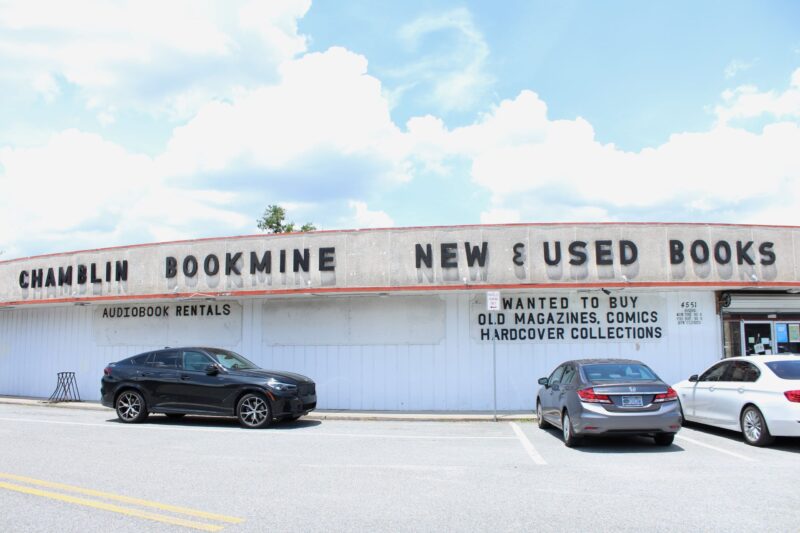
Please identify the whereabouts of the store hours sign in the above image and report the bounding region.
[471,293,666,343]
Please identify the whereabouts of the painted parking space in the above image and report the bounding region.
[510,415,800,472]
[1,404,800,532]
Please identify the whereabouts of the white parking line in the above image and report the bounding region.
[509,422,547,465]
[675,434,755,462]
[0,416,514,440]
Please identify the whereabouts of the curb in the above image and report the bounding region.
[0,397,535,422]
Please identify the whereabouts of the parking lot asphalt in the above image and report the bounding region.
[0,402,798,532]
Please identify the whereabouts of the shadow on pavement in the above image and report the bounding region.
[682,420,800,453]
[539,426,685,453]
[106,414,322,430]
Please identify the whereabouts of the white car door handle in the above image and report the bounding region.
[709,386,716,392]
[738,388,745,393]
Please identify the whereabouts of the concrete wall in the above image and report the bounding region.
[2,223,798,306]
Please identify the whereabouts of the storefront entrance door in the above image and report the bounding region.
[742,322,774,355]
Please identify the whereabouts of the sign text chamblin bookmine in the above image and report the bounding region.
[15,237,777,291]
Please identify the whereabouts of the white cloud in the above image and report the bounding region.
[0,0,310,119]
[31,72,60,102]
[346,201,394,228]
[401,82,800,226]
[392,8,492,112]
[0,129,255,256]
[159,47,410,184]
[715,67,800,124]
[0,130,155,252]
[724,59,756,79]
[3,18,800,261]
[480,209,520,224]
[0,46,409,257]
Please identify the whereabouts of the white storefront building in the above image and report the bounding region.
[2,223,799,411]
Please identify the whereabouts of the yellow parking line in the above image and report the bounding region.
[0,481,224,532]
[0,472,243,524]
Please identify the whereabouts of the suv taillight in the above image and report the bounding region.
[103,367,112,376]
[653,387,678,403]
[577,388,612,404]
[784,390,800,403]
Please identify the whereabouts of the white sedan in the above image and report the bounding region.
[673,355,800,446]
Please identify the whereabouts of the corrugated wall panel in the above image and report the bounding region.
[0,290,722,410]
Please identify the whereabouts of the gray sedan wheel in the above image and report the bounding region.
[536,401,550,429]
[741,406,774,447]
[115,390,148,423]
[562,411,580,447]
[237,393,272,429]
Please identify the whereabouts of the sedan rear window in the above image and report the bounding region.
[582,363,657,381]
[765,360,800,380]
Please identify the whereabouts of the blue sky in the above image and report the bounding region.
[1,0,799,259]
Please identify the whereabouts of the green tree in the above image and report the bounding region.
[257,205,316,233]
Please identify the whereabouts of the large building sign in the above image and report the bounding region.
[2,223,799,305]
[470,292,666,343]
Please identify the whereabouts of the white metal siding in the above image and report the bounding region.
[0,290,721,410]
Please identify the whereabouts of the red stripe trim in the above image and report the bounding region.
[2,280,800,308]
[2,221,798,265]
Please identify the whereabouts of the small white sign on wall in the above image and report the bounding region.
[486,291,501,311]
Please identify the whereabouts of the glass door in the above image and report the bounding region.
[741,322,774,355]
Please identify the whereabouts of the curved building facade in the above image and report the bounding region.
[2,222,800,410]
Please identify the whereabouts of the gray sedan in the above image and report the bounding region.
[536,359,682,446]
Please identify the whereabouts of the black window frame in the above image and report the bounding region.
[699,361,732,382]
[548,365,566,386]
[123,353,151,366]
[182,350,214,372]
[147,350,182,369]
[561,365,577,385]
[728,361,761,382]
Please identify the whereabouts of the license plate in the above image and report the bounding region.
[621,395,643,407]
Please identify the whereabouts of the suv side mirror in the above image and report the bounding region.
[688,374,699,382]
[537,377,549,386]
[205,364,220,376]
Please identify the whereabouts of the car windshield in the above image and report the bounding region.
[765,360,800,380]
[582,363,658,382]
[206,349,257,370]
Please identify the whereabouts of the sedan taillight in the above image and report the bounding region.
[103,366,112,376]
[653,387,678,403]
[784,390,800,403]
[577,388,612,404]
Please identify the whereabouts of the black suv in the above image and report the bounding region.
[101,347,316,428]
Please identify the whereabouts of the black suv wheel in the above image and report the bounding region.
[237,393,272,429]
[116,390,148,423]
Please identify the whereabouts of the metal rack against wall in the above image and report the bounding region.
[46,372,81,403]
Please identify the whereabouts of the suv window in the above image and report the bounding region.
[548,365,566,385]
[122,354,148,366]
[728,361,760,382]
[699,362,731,382]
[149,350,181,369]
[183,350,212,372]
